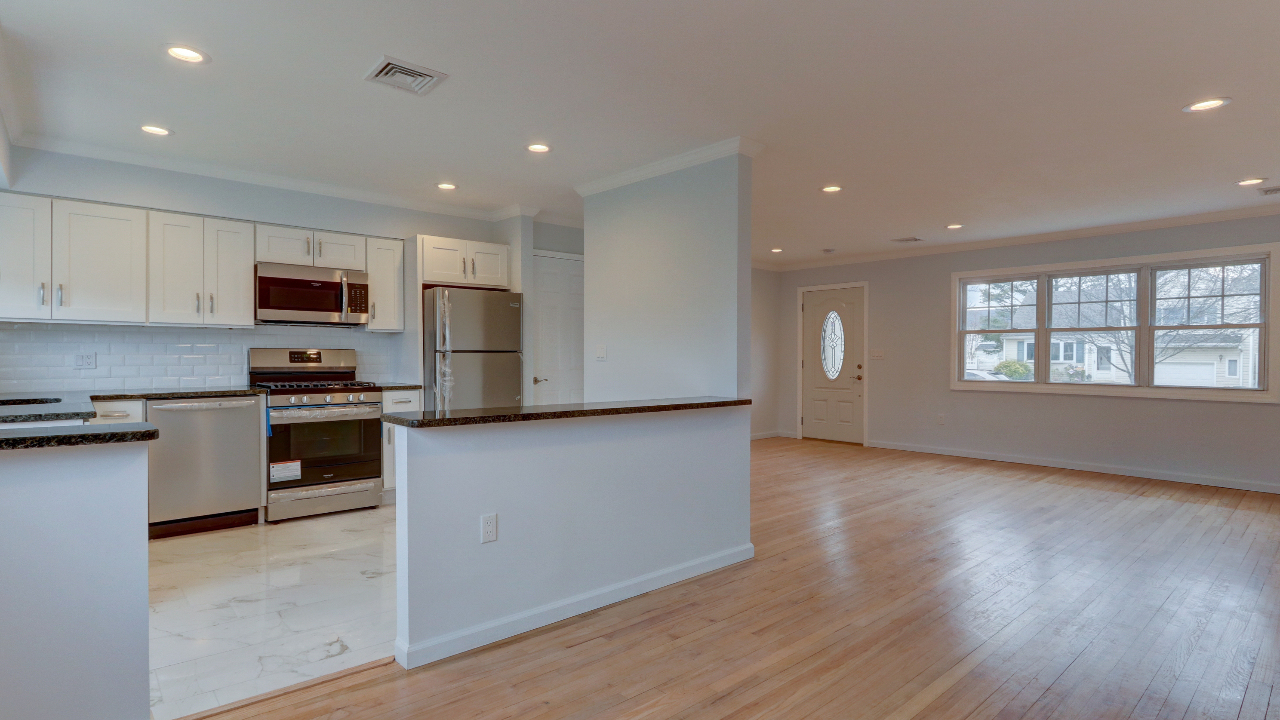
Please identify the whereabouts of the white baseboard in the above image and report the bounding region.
[865,440,1280,495]
[381,488,396,505]
[395,542,755,669]
[751,431,780,440]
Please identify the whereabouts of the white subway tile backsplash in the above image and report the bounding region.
[0,322,402,393]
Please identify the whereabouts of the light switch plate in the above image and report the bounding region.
[595,345,607,361]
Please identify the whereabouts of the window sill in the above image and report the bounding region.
[950,379,1278,403]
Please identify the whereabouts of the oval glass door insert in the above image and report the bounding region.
[821,310,845,380]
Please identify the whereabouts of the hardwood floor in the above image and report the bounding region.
[194,438,1280,720]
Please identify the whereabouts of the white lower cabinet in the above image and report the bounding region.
[52,200,148,323]
[88,400,145,425]
[381,390,422,494]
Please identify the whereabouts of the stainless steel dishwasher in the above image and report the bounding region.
[146,396,264,524]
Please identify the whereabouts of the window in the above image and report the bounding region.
[820,311,844,380]
[953,245,1275,401]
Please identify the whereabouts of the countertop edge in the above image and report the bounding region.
[0,410,98,424]
[383,398,752,429]
[0,422,159,451]
[89,388,267,401]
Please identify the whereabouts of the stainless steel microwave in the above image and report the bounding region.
[255,263,370,326]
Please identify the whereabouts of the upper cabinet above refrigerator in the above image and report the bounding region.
[420,235,509,288]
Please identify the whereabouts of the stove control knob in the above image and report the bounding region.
[289,396,298,405]
[325,395,333,403]
[347,394,355,402]
[359,393,366,402]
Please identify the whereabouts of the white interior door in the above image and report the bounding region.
[204,218,256,327]
[529,254,584,404]
[0,193,52,320]
[52,200,148,323]
[802,286,865,443]
[148,212,205,325]
[313,232,366,271]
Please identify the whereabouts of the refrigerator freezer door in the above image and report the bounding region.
[436,287,522,351]
[437,352,523,410]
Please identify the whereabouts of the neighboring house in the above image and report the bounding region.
[968,332,1255,387]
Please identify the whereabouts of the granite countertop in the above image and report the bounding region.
[383,396,751,429]
[0,422,158,451]
[90,387,266,401]
[377,383,424,391]
[0,391,97,424]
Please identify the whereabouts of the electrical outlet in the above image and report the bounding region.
[595,345,607,361]
[74,353,97,369]
[481,513,498,543]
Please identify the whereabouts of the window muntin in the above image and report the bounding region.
[961,278,1037,381]
[957,256,1267,394]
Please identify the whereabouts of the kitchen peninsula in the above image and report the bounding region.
[383,396,752,668]
[0,402,158,720]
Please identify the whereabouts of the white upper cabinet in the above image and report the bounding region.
[203,219,255,327]
[314,231,366,271]
[0,193,52,321]
[366,238,404,332]
[148,212,206,325]
[52,200,147,323]
[469,242,509,287]
[421,235,469,284]
[419,235,509,288]
[255,224,314,265]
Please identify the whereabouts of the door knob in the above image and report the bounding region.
[533,377,549,384]
[855,375,863,380]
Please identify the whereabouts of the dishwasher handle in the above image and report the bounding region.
[150,399,257,412]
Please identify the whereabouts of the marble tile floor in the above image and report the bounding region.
[148,505,396,720]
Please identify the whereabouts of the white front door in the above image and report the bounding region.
[802,286,865,443]
[529,254,584,404]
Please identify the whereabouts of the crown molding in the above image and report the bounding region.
[491,204,541,222]
[13,136,508,221]
[755,202,1280,273]
[575,136,764,197]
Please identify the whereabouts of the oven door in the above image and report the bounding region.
[257,262,346,324]
[267,404,382,489]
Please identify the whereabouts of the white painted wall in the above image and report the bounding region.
[751,268,780,438]
[0,441,150,720]
[769,213,1280,492]
[532,221,585,255]
[394,406,753,668]
[583,154,751,402]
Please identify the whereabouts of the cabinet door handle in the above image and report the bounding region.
[196,293,202,313]
[39,282,46,306]
[472,258,476,277]
[371,301,377,320]
[461,257,467,277]
[99,411,130,418]
[318,240,323,257]
[209,294,215,314]
[57,284,64,307]
[392,398,412,404]
[305,238,311,255]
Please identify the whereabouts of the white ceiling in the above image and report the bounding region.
[2,0,1279,267]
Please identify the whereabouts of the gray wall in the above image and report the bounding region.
[763,213,1280,492]
[533,221,584,254]
[583,154,751,402]
[8,146,493,242]
[751,268,780,438]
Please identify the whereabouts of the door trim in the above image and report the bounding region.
[796,282,869,442]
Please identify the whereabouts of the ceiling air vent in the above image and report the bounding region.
[890,237,925,243]
[1258,186,1280,197]
[364,55,447,96]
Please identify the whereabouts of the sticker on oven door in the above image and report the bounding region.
[270,461,302,481]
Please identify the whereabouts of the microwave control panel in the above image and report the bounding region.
[347,284,369,314]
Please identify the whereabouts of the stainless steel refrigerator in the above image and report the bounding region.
[425,287,523,411]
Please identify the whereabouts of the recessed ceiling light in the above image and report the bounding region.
[822,186,841,193]
[1182,97,1231,112]
[527,144,550,153]
[946,224,963,229]
[437,183,456,190]
[1237,178,1267,186]
[771,248,782,253]
[166,46,208,64]
[141,125,171,136]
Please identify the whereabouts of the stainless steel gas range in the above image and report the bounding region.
[249,348,385,521]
